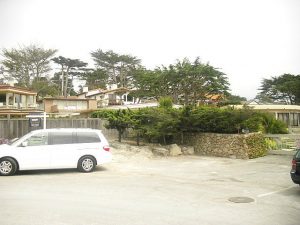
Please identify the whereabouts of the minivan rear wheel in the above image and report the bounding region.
[78,156,96,173]
[0,158,17,176]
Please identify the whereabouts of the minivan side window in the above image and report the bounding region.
[25,133,48,146]
[76,132,101,143]
[49,132,74,145]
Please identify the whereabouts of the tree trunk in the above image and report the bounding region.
[64,68,70,98]
[68,75,74,96]
[184,93,189,105]
[112,67,117,83]
[61,67,64,96]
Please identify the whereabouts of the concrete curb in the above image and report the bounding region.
[268,150,296,156]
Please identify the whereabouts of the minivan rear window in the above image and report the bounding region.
[76,132,100,143]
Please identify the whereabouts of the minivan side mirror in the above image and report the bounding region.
[21,141,28,147]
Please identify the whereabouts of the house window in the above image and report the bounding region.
[108,94,117,105]
[28,96,34,104]
[15,94,21,103]
[7,93,14,105]
[290,113,299,126]
[277,113,289,125]
[127,94,133,101]
[0,94,5,105]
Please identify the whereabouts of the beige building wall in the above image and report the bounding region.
[44,99,54,113]
[88,99,97,110]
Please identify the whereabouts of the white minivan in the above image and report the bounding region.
[0,128,112,176]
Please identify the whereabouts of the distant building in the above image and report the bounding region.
[205,94,224,104]
[77,86,137,108]
[42,97,97,116]
[233,104,300,127]
[0,85,42,117]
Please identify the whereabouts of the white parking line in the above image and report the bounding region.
[257,185,295,198]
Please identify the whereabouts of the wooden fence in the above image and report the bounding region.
[0,118,118,140]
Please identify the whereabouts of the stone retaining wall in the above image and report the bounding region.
[182,132,267,159]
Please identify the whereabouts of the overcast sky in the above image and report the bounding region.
[0,0,299,99]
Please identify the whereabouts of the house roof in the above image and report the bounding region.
[205,94,224,101]
[0,85,37,95]
[85,89,104,97]
[78,87,130,97]
[102,87,129,94]
[43,96,94,102]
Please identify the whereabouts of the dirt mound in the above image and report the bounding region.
[110,141,154,162]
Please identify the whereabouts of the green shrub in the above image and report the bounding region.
[91,106,287,145]
[158,96,173,109]
[260,113,288,134]
[265,138,278,150]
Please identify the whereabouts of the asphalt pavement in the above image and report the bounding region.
[0,151,299,225]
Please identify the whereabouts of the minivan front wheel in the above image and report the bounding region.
[78,156,96,173]
[0,158,17,176]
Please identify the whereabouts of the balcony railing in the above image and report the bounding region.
[0,103,38,109]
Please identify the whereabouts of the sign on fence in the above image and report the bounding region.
[26,112,48,129]
[29,118,41,127]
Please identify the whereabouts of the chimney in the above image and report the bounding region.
[83,86,88,93]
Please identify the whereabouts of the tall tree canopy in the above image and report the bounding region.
[257,74,300,105]
[131,58,229,105]
[1,44,57,87]
[80,68,109,90]
[91,49,141,88]
[52,56,87,97]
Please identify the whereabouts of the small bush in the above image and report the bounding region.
[265,138,278,150]
[158,96,173,109]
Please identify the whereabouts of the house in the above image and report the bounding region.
[42,96,97,116]
[205,94,224,104]
[0,85,42,117]
[233,104,300,127]
[77,85,137,108]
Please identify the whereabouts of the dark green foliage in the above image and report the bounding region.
[92,106,287,145]
[259,113,288,134]
[91,49,141,88]
[93,109,133,142]
[130,58,230,105]
[257,73,300,104]
[80,69,108,90]
[136,107,180,144]
[52,56,87,97]
[2,45,57,87]
[158,97,173,109]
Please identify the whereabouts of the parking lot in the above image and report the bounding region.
[0,146,300,225]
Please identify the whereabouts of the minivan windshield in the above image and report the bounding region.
[296,149,300,159]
